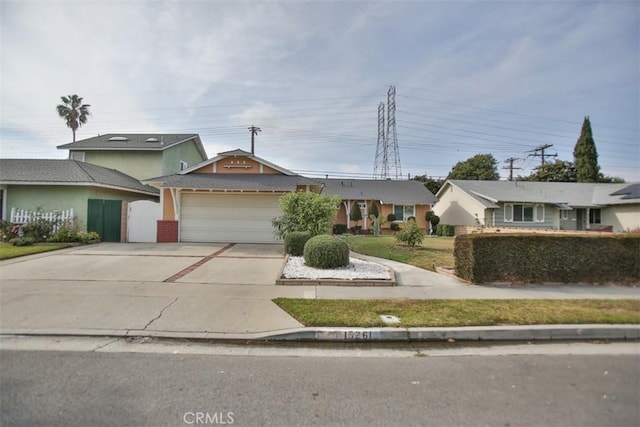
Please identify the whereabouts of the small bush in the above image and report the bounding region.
[395,219,424,247]
[22,219,55,242]
[390,223,401,232]
[285,231,312,256]
[387,213,396,222]
[436,224,455,236]
[9,237,35,246]
[78,231,100,244]
[333,224,347,235]
[303,235,349,269]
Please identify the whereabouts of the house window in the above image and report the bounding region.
[179,160,188,171]
[589,209,601,224]
[70,152,85,162]
[394,204,415,221]
[505,204,544,223]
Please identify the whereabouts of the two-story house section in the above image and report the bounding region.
[57,134,208,180]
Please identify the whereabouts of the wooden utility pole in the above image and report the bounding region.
[502,157,521,181]
[528,144,557,166]
[248,125,261,155]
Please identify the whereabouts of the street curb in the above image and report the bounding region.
[2,325,638,343]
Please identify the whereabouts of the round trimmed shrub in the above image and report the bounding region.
[303,235,349,269]
[284,231,312,256]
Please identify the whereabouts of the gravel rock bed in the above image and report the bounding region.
[282,256,392,280]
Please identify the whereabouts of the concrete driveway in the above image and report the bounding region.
[0,242,287,285]
[0,242,309,336]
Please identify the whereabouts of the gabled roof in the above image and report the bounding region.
[180,149,295,175]
[318,179,436,205]
[0,159,158,195]
[439,180,639,207]
[57,134,207,159]
[144,173,320,192]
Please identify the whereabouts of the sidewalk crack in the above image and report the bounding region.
[93,338,120,352]
[143,297,179,330]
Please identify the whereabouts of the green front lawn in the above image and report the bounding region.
[274,298,640,328]
[0,243,72,260]
[343,235,454,271]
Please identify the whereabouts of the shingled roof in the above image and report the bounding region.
[57,133,207,158]
[0,159,158,195]
[144,173,320,192]
[441,180,639,207]
[317,179,436,204]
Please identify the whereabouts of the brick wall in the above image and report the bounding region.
[454,225,614,236]
[157,220,179,242]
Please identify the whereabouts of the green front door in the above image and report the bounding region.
[87,199,122,242]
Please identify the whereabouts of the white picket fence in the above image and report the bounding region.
[10,208,75,230]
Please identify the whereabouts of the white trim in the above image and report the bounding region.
[178,150,296,176]
[179,160,188,171]
[0,181,158,196]
[0,185,6,221]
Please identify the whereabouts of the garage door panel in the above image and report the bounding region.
[180,193,282,243]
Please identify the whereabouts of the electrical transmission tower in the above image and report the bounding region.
[373,102,387,178]
[373,85,403,179]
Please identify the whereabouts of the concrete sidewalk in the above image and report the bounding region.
[0,243,638,343]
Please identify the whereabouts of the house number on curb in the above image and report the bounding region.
[343,331,373,340]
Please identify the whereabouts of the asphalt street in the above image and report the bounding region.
[1,341,638,427]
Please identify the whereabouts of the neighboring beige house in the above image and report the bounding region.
[58,134,208,180]
[317,179,437,232]
[144,149,322,243]
[434,180,640,233]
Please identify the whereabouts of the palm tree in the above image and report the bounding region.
[56,95,91,142]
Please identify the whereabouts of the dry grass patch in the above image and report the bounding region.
[343,235,454,271]
[273,298,640,328]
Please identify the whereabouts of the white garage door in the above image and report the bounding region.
[180,193,282,243]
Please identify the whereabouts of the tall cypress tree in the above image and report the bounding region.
[573,116,600,182]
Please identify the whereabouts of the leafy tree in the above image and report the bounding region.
[573,116,600,183]
[447,154,499,180]
[425,211,440,235]
[368,202,381,236]
[272,192,340,240]
[597,174,625,183]
[349,201,363,232]
[412,175,445,194]
[56,95,91,142]
[519,160,577,182]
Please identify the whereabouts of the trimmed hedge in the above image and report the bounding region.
[284,231,312,256]
[303,235,349,269]
[333,224,347,235]
[436,224,455,236]
[455,234,640,285]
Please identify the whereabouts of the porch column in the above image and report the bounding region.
[344,201,351,229]
[586,208,590,229]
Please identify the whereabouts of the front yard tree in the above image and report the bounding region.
[272,191,340,240]
[447,153,499,180]
[349,201,363,232]
[573,116,600,183]
[56,95,91,142]
[368,201,381,236]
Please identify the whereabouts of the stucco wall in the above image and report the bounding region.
[5,185,156,230]
[602,204,640,233]
[433,185,487,226]
[161,140,207,176]
[82,151,163,180]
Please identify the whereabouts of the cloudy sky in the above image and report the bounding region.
[1,0,638,181]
